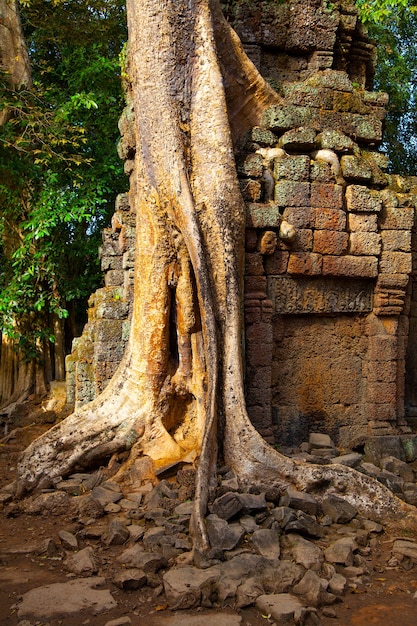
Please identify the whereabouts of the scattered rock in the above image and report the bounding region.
[113,568,147,590]
[279,488,318,516]
[321,494,358,523]
[64,546,97,575]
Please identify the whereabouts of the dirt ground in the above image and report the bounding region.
[1,401,417,626]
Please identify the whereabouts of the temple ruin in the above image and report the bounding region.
[66,0,417,450]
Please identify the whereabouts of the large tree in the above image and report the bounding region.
[16,0,417,553]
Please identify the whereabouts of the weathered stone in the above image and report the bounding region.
[113,568,147,590]
[324,537,357,566]
[278,128,316,151]
[392,540,417,562]
[284,534,323,570]
[328,573,347,595]
[279,488,318,516]
[321,494,358,523]
[330,452,362,468]
[105,519,130,546]
[58,530,78,551]
[17,578,116,620]
[316,129,355,152]
[345,185,382,212]
[91,485,123,507]
[309,433,334,448]
[235,577,265,608]
[274,154,310,180]
[285,512,324,538]
[117,546,167,572]
[205,515,245,551]
[363,436,405,464]
[251,528,281,559]
[163,566,219,609]
[237,492,268,513]
[380,456,414,482]
[255,593,305,624]
[211,492,243,520]
[246,203,281,228]
[293,570,334,607]
[64,546,97,575]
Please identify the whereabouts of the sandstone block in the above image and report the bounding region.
[379,205,414,230]
[264,250,289,274]
[348,232,381,256]
[250,126,277,146]
[238,153,263,177]
[324,537,357,566]
[244,276,267,297]
[381,230,412,252]
[274,154,310,180]
[282,207,316,228]
[346,185,382,212]
[347,213,378,232]
[313,231,348,255]
[316,129,355,152]
[379,251,412,275]
[245,252,264,276]
[322,255,378,277]
[246,203,281,228]
[275,181,310,207]
[292,228,314,251]
[365,403,397,421]
[315,208,346,231]
[287,252,322,275]
[340,155,372,181]
[321,494,358,523]
[311,183,343,209]
[282,84,332,109]
[367,381,397,404]
[262,104,312,131]
[205,515,245,551]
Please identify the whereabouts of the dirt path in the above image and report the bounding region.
[1,403,417,626]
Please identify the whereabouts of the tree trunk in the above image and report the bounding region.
[15,0,417,548]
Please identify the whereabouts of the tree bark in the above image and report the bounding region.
[15,0,417,548]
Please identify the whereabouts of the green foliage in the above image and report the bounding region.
[0,0,127,357]
[359,1,417,174]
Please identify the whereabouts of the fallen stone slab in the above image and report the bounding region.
[392,539,417,562]
[64,546,97,575]
[321,494,358,524]
[256,593,305,624]
[17,577,116,620]
[279,488,318,516]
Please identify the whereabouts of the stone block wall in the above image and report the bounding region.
[239,69,416,447]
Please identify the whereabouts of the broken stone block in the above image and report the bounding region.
[380,456,415,482]
[117,546,167,572]
[235,577,264,608]
[251,528,281,560]
[256,593,305,624]
[392,540,417,562]
[285,512,323,538]
[206,514,245,551]
[113,568,147,590]
[105,519,130,546]
[321,494,358,524]
[324,537,357,566]
[279,488,318,516]
[91,485,124,507]
[163,566,219,609]
[328,573,347,596]
[284,534,323,570]
[64,546,97,575]
[293,570,334,607]
[211,492,242,520]
[330,453,362,468]
[58,530,78,551]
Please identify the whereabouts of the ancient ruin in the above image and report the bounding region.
[66,0,417,453]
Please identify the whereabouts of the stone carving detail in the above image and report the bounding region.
[267,277,373,314]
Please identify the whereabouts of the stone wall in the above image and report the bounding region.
[238,69,416,447]
[66,0,417,449]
